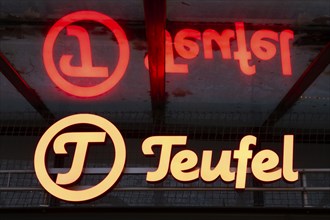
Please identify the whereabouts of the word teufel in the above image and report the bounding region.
[143,135,298,189]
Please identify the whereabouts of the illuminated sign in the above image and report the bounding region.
[34,114,299,202]
[142,134,298,188]
[43,11,129,98]
[34,114,126,202]
[145,22,293,75]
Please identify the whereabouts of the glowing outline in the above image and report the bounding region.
[43,11,129,97]
[34,114,126,202]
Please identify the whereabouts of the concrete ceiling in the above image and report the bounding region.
[0,0,329,128]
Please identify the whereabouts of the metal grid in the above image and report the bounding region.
[1,111,329,138]
[0,169,329,208]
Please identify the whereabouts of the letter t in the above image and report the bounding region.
[142,136,187,182]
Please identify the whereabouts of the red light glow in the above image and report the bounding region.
[59,25,109,78]
[44,13,293,99]
[43,11,129,98]
[203,29,235,59]
[233,22,256,75]
[144,30,188,73]
[174,29,201,59]
[144,22,294,76]
[280,30,294,76]
[250,30,278,61]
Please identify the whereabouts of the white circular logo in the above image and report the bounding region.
[34,114,126,202]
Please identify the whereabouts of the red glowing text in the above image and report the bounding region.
[145,22,294,76]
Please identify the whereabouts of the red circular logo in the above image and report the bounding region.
[43,11,129,97]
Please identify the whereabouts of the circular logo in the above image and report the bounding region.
[43,11,129,97]
[34,114,126,202]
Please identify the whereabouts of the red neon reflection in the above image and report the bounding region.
[144,30,188,73]
[174,29,201,59]
[251,30,278,60]
[145,22,293,76]
[203,29,235,59]
[166,30,189,73]
[59,25,109,78]
[280,30,294,76]
[43,11,129,98]
[233,22,256,75]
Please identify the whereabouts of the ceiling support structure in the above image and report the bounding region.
[143,0,166,122]
[253,43,330,206]
[257,42,330,206]
[263,42,330,127]
[0,52,54,121]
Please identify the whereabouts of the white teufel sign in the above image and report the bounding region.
[34,114,299,202]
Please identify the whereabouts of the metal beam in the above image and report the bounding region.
[0,52,54,121]
[263,42,330,127]
[143,0,166,111]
